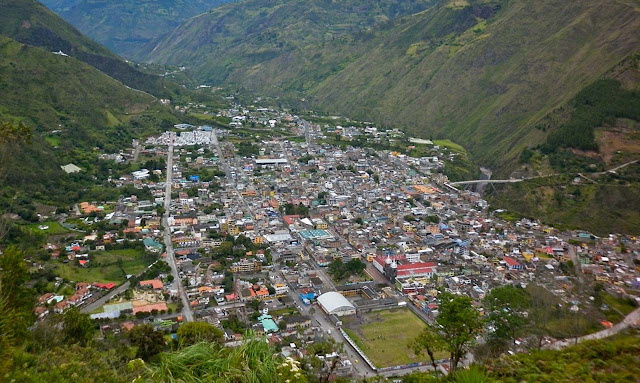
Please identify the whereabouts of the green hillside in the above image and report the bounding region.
[40,0,238,56]
[486,57,640,235]
[0,35,155,134]
[0,0,193,99]
[142,0,640,171]
[138,0,439,80]
[0,35,177,205]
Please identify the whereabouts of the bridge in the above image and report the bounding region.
[450,178,526,186]
[449,160,638,187]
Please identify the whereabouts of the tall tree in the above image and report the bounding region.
[410,328,444,371]
[484,286,530,343]
[129,324,166,360]
[437,293,483,372]
[0,246,33,338]
[62,308,95,346]
[177,321,224,347]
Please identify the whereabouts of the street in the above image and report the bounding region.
[163,132,194,322]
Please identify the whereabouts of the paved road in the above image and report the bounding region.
[545,306,640,350]
[81,281,131,313]
[163,133,194,322]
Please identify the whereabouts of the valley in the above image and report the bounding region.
[1,0,640,382]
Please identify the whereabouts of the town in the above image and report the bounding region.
[29,101,640,379]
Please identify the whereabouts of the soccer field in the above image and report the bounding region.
[343,308,447,368]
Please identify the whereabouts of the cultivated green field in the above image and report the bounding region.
[343,308,447,368]
[52,248,154,283]
[24,221,70,235]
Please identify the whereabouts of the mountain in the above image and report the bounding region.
[39,0,238,57]
[137,0,439,80]
[485,55,640,235]
[0,0,192,99]
[0,35,157,138]
[142,0,640,171]
[0,34,176,203]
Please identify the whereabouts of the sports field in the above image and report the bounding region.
[343,308,447,368]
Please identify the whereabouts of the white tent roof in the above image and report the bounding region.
[317,292,355,313]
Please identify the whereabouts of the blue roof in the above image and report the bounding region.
[258,314,279,332]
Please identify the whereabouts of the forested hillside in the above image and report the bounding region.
[486,55,640,235]
[0,35,179,210]
[137,0,439,78]
[143,0,640,171]
[0,0,194,99]
[40,0,238,56]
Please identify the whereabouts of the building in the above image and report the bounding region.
[502,256,523,270]
[283,315,312,331]
[373,255,437,281]
[230,258,262,273]
[317,292,356,317]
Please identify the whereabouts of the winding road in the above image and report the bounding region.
[545,306,640,350]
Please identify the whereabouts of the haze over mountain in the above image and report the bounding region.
[142,0,640,170]
[39,0,239,56]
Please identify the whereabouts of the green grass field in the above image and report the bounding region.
[343,309,447,368]
[24,221,70,235]
[433,139,466,154]
[52,248,153,283]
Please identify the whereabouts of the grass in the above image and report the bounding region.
[52,248,154,283]
[270,307,299,317]
[343,308,446,368]
[24,220,70,235]
[494,210,522,222]
[598,291,637,323]
[44,135,61,147]
[433,139,466,155]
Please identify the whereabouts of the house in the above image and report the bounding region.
[283,315,312,331]
[139,279,164,290]
[230,258,262,273]
[503,256,523,270]
[143,237,163,253]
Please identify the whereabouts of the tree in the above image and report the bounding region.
[249,299,262,312]
[177,321,224,347]
[410,328,445,371]
[527,284,555,349]
[437,293,483,372]
[0,247,33,339]
[484,286,530,344]
[129,324,166,360]
[62,308,95,346]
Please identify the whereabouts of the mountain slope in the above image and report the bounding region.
[0,0,188,99]
[0,34,174,204]
[40,0,238,56]
[143,0,640,171]
[139,0,439,81]
[0,35,155,135]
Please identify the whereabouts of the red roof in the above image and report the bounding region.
[373,255,405,266]
[503,256,521,267]
[396,261,436,270]
[93,282,116,290]
[283,215,300,225]
[132,302,168,314]
[140,279,164,289]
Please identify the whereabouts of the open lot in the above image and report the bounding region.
[52,248,154,284]
[24,221,70,236]
[343,308,447,368]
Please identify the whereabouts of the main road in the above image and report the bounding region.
[163,132,194,322]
